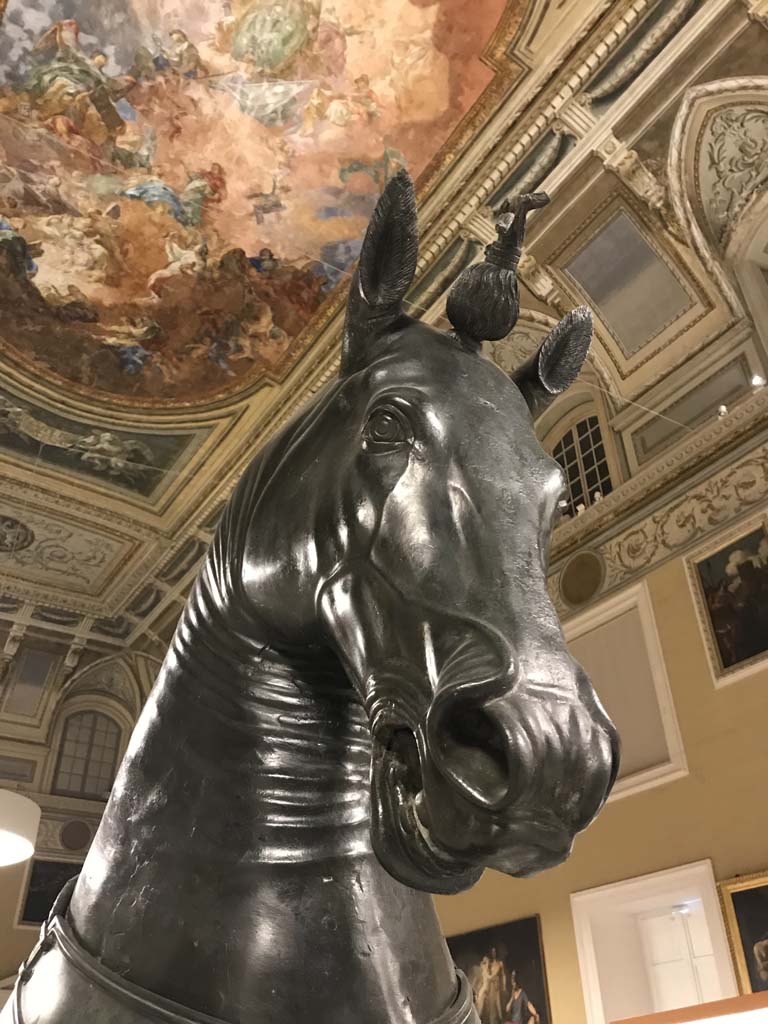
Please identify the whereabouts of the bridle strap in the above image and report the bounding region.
[10,875,228,1024]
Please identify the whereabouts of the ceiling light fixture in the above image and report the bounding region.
[752,373,766,388]
[0,790,40,867]
[717,405,728,418]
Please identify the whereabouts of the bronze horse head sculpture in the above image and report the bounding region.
[6,173,618,1024]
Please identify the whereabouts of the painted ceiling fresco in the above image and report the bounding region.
[0,0,508,403]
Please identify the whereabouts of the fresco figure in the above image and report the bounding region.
[147,235,208,299]
[0,0,508,402]
[31,19,82,60]
[231,0,315,72]
[164,30,208,78]
[505,972,539,1024]
[475,949,506,1024]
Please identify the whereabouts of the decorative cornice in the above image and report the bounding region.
[742,0,768,26]
[595,135,687,243]
[552,441,768,617]
[551,387,768,561]
[585,0,698,103]
[415,0,667,274]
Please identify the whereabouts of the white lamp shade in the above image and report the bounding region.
[0,790,40,867]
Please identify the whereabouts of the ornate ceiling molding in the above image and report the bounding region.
[667,76,768,315]
[551,438,768,617]
[550,385,768,562]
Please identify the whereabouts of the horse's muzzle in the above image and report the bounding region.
[421,676,619,875]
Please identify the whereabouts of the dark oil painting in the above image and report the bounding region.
[696,525,768,672]
[732,882,768,993]
[20,859,81,925]
[722,873,768,994]
[447,916,551,1024]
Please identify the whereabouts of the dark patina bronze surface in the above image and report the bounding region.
[5,172,618,1024]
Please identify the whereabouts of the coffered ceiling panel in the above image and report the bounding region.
[565,211,693,358]
[0,500,134,596]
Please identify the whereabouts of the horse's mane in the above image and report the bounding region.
[195,379,346,640]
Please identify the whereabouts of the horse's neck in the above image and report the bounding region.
[68,599,458,1024]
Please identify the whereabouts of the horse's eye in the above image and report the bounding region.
[363,407,412,450]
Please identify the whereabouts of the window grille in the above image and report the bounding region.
[52,712,120,800]
[553,416,613,517]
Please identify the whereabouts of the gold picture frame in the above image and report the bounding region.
[719,871,768,994]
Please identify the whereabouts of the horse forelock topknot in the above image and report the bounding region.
[445,192,550,349]
[446,258,519,348]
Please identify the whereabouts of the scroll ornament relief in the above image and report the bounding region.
[551,450,768,613]
[0,515,34,552]
[66,660,141,716]
[2,511,122,587]
[703,105,768,245]
[602,454,768,584]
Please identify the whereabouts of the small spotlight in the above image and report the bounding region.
[717,404,728,418]
[752,373,766,388]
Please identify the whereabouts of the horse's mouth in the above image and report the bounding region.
[370,720,578,892]
[370,722,482,894]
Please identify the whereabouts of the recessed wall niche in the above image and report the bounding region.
[571,861,738,1024]
[564,582,687,799]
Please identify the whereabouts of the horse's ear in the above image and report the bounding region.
[340,169,419,376]
[510,307,592,419]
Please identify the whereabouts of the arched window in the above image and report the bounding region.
[52,712,120,800]
[553,415,613,517]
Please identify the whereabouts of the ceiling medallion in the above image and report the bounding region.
[0,516,35,553]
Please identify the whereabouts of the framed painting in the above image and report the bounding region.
[687,519,768,686]
[446,916,551,1024]
[719,871,768,994]
[18,859,82,927]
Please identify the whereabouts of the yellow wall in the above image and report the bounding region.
[436,555,768,1023]
[0,860,37,980]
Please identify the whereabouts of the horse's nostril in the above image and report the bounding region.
[434,701,511,808]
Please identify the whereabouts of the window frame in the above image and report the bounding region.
[51,710,121,801]
[552,414,614,517]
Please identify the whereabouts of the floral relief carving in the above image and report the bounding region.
[1,510,123,587]
[68,661,140,715]
[90,673,136,712]
[488,327,545,374]
[0,516,34,553]
[36,819,64,852]
[702,105,768,244]
[601,455,768,587]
